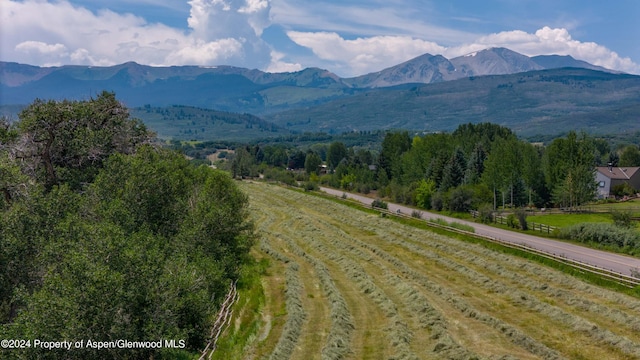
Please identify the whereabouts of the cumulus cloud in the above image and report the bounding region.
[1,0,272,68]
[287,27,640,76]
[15,41,67,55]
[287,31,446,76]
[166,38,244,64]
[265,50,302,73]
[13,41,69,66]
[443,27,640,74]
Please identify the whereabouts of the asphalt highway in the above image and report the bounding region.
[320,187,640,277]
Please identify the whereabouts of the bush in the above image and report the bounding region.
[506,213,518,228]
[477,204,494,224]
[411,210,422,219]
[263,168,295,185]
[357,183,371,194]
[431,192,444,211]
[303,182,318,192]
[515,209,528,230]
[447,187,473,213]
[611,209,634,228]
[557,223,640,249]
[414,179,435,209]
[371,198,388,210]
[612,183,636,197]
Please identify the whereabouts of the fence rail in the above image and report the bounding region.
[200,280,239,359]
[469,210,557,234]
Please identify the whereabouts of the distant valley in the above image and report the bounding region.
[2,47,639,139]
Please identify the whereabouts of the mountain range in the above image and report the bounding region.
[1,47,638,138]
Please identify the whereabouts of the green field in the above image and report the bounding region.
[215,182,640,359]
[527,201,640,230]
[588,199,640,214]
[527,212,613,228]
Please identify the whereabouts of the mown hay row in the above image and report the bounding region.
[250,193,349,359]
[260,238,292,264]
[293,227,420,360]
[298,217,482,359]
[372,225,640,359]
[373,220,640,357]
[387,271,481,360]
[336,228,563,360]
[437,239,640,338]
[269,264,307,360]
[270,231,355,360]
[259,238,308,360]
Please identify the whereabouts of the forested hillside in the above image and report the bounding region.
[130,105,290,141]
[0,92,254,359]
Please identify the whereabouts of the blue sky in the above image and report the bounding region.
[2,0,639,77]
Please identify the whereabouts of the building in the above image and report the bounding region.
[595,166,640,198]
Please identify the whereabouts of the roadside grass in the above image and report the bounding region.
[430,217,476,232]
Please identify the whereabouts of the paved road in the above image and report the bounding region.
[321,187,640,277]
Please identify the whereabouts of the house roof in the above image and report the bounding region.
[596,167,640,180]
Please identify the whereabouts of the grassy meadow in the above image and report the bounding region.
[217,182,640,359]
[527,212,613,228]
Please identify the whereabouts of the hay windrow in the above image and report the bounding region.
[239,183,640,360]
[300,214,482,359]
[274,232,355,360]
[362,217,640,357]
[340,210,640,342]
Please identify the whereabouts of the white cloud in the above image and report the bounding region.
[265,50,302,73]
[287,27,640,76]
[239,0,269,14]
[13,41,69,67]
[445,27,640,74]
[287,31,446,76]
[271,0,476,45]
[15,41,68,56]
[187,0,270,38]
[166,38,244,64]
[1,0,272,68]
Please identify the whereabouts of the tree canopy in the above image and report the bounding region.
[0,94,254,359]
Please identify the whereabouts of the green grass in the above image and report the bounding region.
[527,213,613,228]
[209,256,269,359]
[430,217,476,233]
[586,199,640,215]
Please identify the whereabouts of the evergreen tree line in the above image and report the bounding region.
[0,93,254,359]
[332,124,605,211]
[332,123,626,211]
